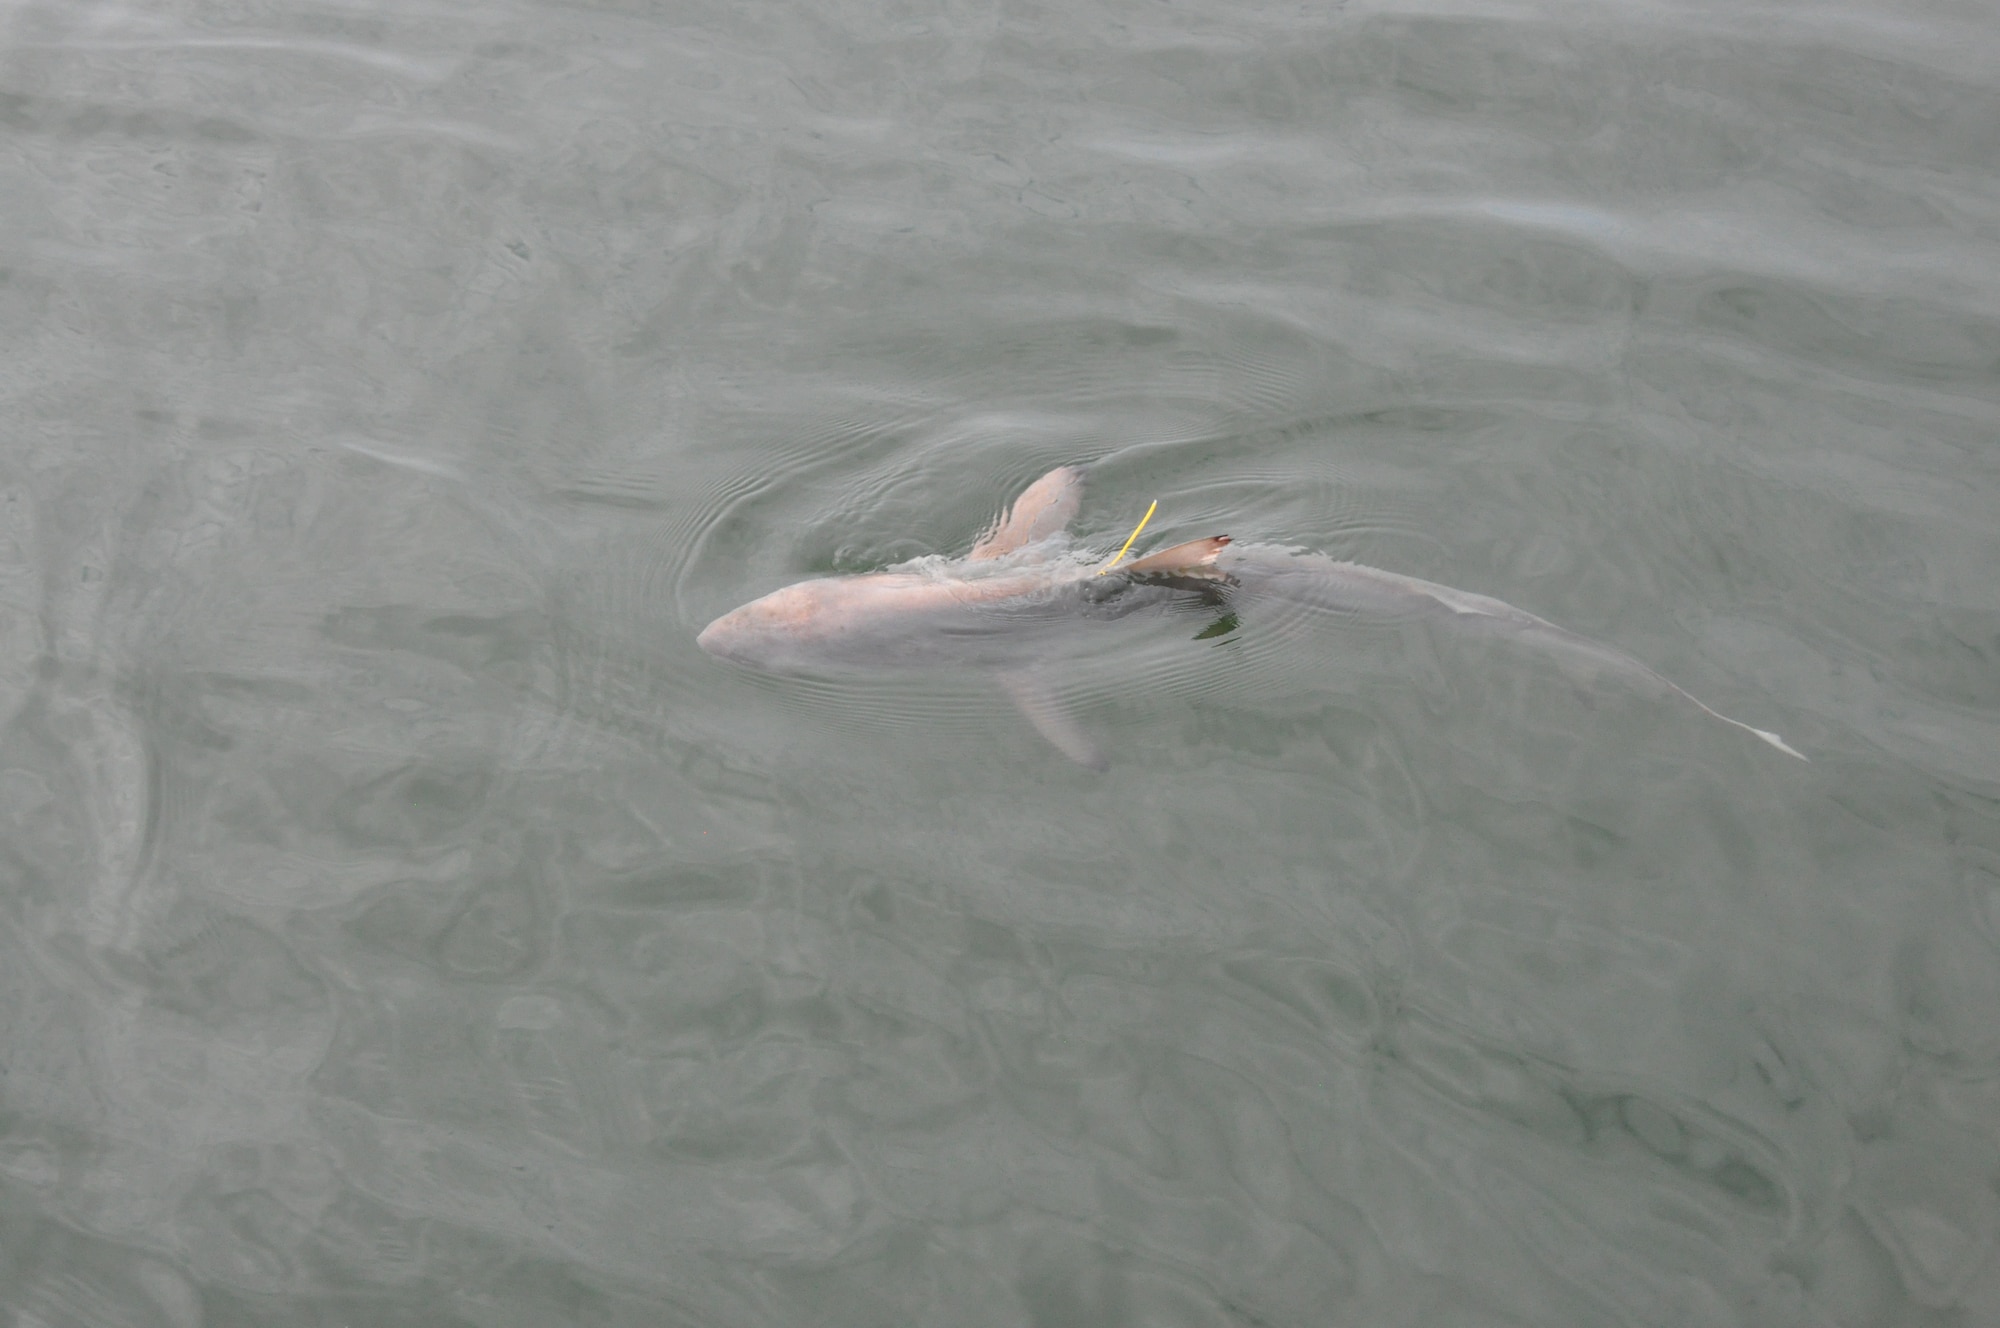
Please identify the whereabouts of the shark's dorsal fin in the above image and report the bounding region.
[1123,535,1232,577]
[969,465,1085,560]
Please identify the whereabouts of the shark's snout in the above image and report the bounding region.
[698,592,819,671]
[696,611,753,664]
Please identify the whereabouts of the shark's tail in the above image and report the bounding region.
[1180,547,1811,762]
[1663,685,1807,760]
[1506,616,1808,761]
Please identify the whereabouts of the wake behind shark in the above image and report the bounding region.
[697,465,1805,767]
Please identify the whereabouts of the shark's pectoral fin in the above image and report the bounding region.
[995,670,1108,770]
[970,465,1085,560]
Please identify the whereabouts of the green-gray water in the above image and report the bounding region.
[4,0,1999,1323]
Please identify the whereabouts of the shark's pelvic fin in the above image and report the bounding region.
[1123,535,1232,577]
[995,670,1108,771]
[969,465,1086,560]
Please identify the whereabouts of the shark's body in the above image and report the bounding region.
[697,466,1804,766]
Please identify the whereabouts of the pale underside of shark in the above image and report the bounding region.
[696,465,1805,768]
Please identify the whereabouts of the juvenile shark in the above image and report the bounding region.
[697,465,1805,767]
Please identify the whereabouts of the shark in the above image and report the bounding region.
[696,464,1805,768]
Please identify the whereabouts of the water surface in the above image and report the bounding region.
[3,0,1999,1323]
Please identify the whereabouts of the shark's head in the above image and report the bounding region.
[698,572,961,672]
[696,580,839,672]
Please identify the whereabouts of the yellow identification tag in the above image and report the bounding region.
[1097,500,1157,575]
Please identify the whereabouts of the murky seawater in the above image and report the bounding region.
[3,0,1998,1322]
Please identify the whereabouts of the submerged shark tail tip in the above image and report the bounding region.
[1750,727,1809,761]
[1710,707,1808,761]
[1674,687,1808,762]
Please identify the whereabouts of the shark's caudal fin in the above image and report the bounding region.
[995,670,1108,771]
[1668,687,1809,760]
[1491,617,1809,761]
[1123,535,1232,577]
[969,465,1086,560]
